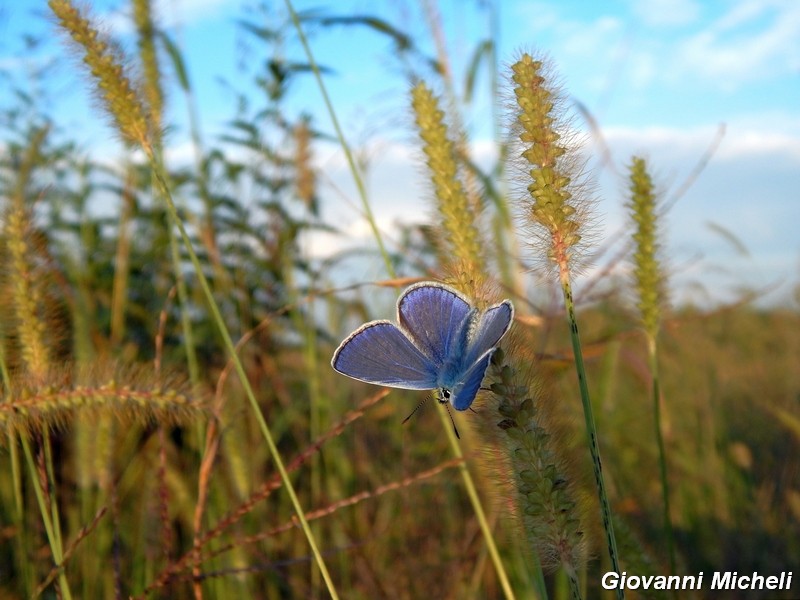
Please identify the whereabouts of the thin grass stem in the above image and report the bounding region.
[627,156,675,575]
[285,1,517,590]
[21,436,73,600]
[649,337,675,573]
[166,211,201,385]
[559,272,623,600]
[42,430,65,565]
[435,402,518,600]
[143,149,340,599]
[0,346,33,596]
[282,0,394,277]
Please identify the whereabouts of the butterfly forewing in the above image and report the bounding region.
[332,321,438,389]
[398,283,472,366]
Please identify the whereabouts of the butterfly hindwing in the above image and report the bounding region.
[451,349,495,411]
[398,283,472,366]
[332,321,438,389]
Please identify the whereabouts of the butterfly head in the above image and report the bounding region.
[435,387,452,405]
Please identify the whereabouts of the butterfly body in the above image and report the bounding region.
[332,283,514,411]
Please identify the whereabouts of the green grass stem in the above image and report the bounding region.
[410,80,519,598]
[166,202,201,386]
[21,435,73,600]
[649,337,675,574]
[627,155,675,575]
[284,0,516,590]
[282,0,394,277]
[1,344,33,596]
[560,272,623,600]
[143,149,341,599]
[511,52,622,592]
[435,401,518,600]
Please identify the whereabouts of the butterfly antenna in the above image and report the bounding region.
[402,395,430,425]
[445,403,460,439]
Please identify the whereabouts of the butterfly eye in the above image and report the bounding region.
[439,388,452,403]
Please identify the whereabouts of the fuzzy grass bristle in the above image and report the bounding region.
[133,0,164,136]
[49,0,152,149]
[412,81,485,279]
[510,53,592,274]
[628,156,665,340]
[0,363,204,440]
[488,347,587,577]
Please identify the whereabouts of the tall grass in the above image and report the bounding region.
[0,1,797,599]
[627,157,674,576]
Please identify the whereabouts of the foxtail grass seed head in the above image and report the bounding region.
[488,347,586,573]
[627,157,664,339]
[412,82,485,277]
[4,205,52,381]
[0,379,198,439]
[49,0,151,150]
[511,53,589,273]
[294,119,317,213]
[133,0,164,137]
[0,359,201,439]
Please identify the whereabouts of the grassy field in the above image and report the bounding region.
[1,2,798,598]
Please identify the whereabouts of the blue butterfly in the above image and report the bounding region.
[331,282,514,412]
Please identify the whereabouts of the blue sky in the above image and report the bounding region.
[2,0,799,306]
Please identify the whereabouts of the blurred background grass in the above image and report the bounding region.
[0,1,798,599]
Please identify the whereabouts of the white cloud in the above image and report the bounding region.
[603,124,722,160]
[304,217,399,259]
[716,129,800,161]
[511,2,625,60]
[102,0,230,36]
[513,0,799,97]
[602,121,800,165]
[671,1,800,88]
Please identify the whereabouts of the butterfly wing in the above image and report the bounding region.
[331,321,438,389]
[465,300,514,367]
[450,349,494,411]
[397,283,472,366]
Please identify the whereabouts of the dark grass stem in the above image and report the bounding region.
[560,273,623,600]
[511,52,622,594]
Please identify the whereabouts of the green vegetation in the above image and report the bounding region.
[0,2,797,599]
